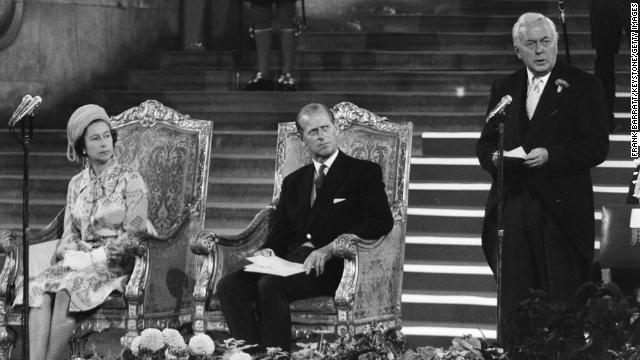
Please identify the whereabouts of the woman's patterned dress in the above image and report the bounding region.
[14,157,148,312]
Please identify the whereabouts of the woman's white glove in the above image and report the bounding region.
[62,248,107,270]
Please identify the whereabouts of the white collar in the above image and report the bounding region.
[526,68,551,88]
[313,150,339,174]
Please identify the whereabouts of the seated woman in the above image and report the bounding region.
[13,104,150,360]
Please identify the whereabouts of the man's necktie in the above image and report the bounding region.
[526,76,543,120]
[314,164,327,191]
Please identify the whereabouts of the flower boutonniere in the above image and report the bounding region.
[555,79,569,93]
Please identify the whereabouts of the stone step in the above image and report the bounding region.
[0,199,604,244]
[93,90,490,114]
[184,111,487,132]
[0,130,278,153]
[125,70,632,92]
[0,152,276,179]
[421,0,588,15]
[404,235,486,263]
[157,50,626,72]
[300,32,594,51]
[406,207,603,234]
[92,90,632,115]
[410,160,634,186]
[0,175,275,204]
[408,184,628,209]
[421,134,633,160]
[1,151,631,188]
[402,321,496,349]
[403,261,495,293]
[0,174,624,225]
[405,230,603,262]
[360,14,591,33]
[402,291,496,325]
[346,0,587,16]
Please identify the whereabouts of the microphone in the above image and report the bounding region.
[9,95,32,127]
[12,96,42,127]
[485,95,512,123]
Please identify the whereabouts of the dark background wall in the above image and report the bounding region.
[0,0,180,127]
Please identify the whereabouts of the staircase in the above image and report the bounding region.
[0,0,632,349]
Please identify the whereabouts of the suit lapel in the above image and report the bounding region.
[525,64,564,145]
[307,151,348,227]
[530,67,562,124]
[510,70,528,145]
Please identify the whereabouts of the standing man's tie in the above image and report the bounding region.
[526,76,544,119]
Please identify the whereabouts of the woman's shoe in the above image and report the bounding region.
[276,73,296,91]
[241,72,273,91]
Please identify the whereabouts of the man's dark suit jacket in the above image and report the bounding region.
[476,61,610,281]
[263,150,394,281]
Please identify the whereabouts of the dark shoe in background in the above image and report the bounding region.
[276,73,296,91]
[242,72,274,91]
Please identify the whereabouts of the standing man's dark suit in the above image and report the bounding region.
[217,104,393,351]
[476,13,609,347]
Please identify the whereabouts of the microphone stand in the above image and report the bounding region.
[485,109,506,345]
[496,120,505,346]
[9,113,33,360]
[558,0,571,64]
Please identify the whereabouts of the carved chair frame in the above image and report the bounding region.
[0,100,212,358]
[191,101,412,336]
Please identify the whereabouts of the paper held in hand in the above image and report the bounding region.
[500,146,527,159]
[244,255,305,277]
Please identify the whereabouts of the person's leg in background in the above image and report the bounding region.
[182,0,207,50]
[276,0,297,91]
[244,1,274,90]
[590,0,624,133]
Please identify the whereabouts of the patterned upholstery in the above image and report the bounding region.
[192,102,412,336]
[0,100,212,357]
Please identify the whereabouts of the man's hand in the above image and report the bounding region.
[491,153,499,167]
[303,244,334,276]
[253,248,274,257]
[523,147,549,168]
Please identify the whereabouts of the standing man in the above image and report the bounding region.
[590,0,630,133]
[216,103,393,350]
[476,13,609,347]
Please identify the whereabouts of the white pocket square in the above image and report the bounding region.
[333,198,346,204]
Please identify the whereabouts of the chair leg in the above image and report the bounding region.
[0,327,14,360]
[68,334,87,360]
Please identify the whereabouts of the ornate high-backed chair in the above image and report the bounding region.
[0,100,212,358]
[191,102,411,336]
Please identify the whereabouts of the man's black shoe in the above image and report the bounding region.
[276,73,296,91]
[242,72,274,91]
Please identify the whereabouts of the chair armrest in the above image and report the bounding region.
[124,247,148,305]
[0,230,18,255]
[334,221,405,323]
[29,208,65,246]
[214,205,275,247]
[192,206,274,305]
[0,207,64,254]
[0,230,19,299]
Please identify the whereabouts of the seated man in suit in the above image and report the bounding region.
[216,103,394,350]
